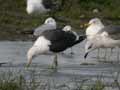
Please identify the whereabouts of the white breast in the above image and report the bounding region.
[33,36,51,53]
[86,24,104,39]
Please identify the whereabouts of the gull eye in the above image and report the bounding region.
[47,20,50,23]
[93,21,96,23]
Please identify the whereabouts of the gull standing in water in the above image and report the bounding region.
[33,19,77,54]
[84,24,120,62]
[27,25,85,68]
[84,18,107,59]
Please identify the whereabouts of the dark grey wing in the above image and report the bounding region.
[99,25,120,40]
[42,29,76,42]
[34,24,56,36]
[42,29,77,52]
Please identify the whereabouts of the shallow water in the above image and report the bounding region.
[0,40,120,90]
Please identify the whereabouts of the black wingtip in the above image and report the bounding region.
[79,35,86,41]
[84,52,88,59]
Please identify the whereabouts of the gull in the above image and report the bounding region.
[84,25,120,62]
[84,18,106,58]
[27,25,86,68]
[26,0,58,15]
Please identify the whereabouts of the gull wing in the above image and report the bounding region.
[34,24,56,36]
[98,25,120,40]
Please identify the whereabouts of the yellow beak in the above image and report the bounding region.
[84,23,90,27]
[80,23,90,28]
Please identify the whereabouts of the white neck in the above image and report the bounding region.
[86,23,104,39]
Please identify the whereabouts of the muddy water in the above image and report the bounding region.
[0,40,120,90]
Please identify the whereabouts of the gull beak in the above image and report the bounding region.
[80,23,90,28]
[25,60,32,70]
[84,23,90,27]
[26,60,32,67]
[84,52,88,59]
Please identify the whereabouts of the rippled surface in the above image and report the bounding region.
[0,41,120,89]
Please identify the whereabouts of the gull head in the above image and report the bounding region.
[62,25,72,31]
[88,18,103,26]
[85,18,105,37]
[44,17,56,26]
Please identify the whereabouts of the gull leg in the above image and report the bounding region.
[50,54,58,69]
[109,48,114,56]
[117,48,120,63]
[104,48,107,61]
[96,49,99,58]
[97,48,103,62]
[97,48,100,58]
[54,54,58,68]
[107,48,113,62]
[108,48,114,62]
[70,47,74,55]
